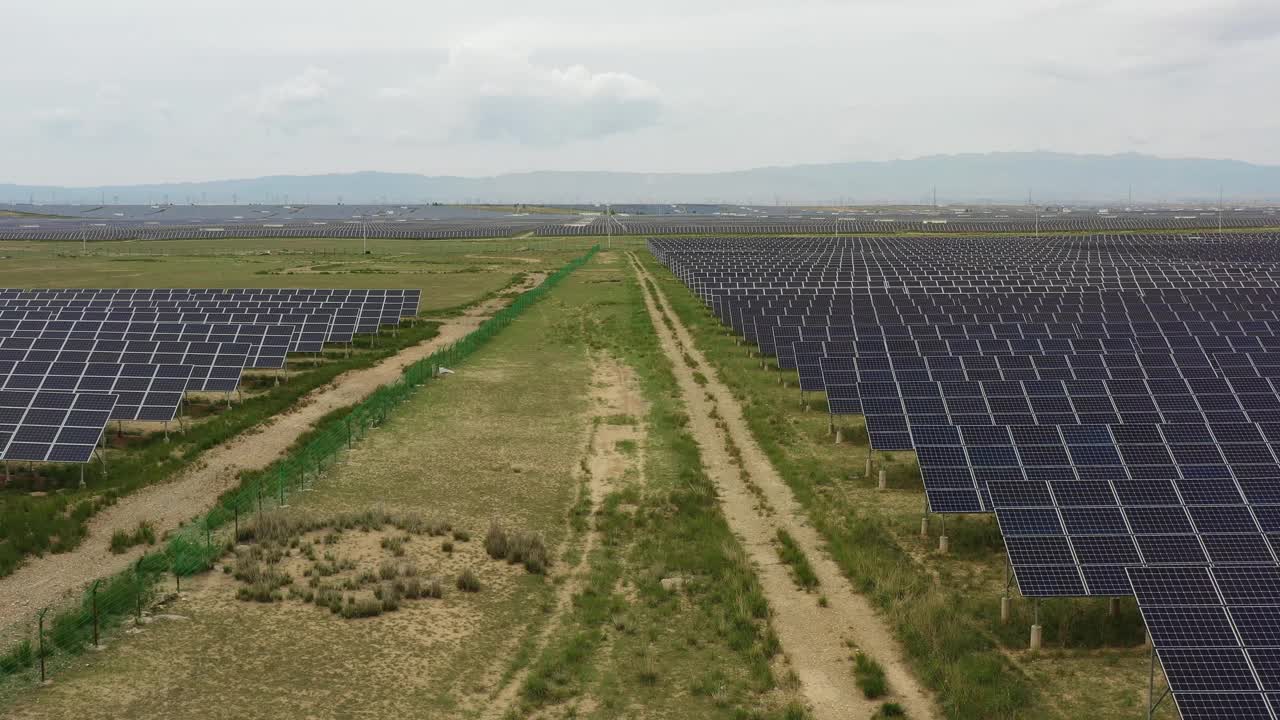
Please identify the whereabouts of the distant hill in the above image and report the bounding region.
[5,152,1280,205]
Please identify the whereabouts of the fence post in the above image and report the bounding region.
[37,607,48,684]
[135,558,144,625]
[91,579,102,648]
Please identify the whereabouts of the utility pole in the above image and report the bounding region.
[606,203,612,250]
[1219,186,1224,233]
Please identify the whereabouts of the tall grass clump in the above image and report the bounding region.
[775,528,819,591]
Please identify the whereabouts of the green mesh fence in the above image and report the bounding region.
[0,245,599,686]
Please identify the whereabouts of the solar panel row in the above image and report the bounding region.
[0,288,421,465]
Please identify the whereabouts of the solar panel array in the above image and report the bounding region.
[651,234,1280,720]
[0,288,420,465]
[541,213,1280,236]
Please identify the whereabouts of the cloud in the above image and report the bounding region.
[250,66,342,132]
[427,44,663,145]
[1202,0,1280,45]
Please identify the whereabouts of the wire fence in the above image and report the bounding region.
[0,244,599,687]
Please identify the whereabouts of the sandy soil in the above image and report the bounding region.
[629,253,938,720]
[0,273,548,639]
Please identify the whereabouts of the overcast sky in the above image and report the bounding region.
[4,0,1279,185]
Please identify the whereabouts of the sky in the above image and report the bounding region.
[4,0,1280,185]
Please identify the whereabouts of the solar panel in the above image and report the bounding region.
[0,390,116,463]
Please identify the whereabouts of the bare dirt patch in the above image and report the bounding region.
[629,253,938,720]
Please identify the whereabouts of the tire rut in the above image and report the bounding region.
[481,353,646,719]
[629,252,938,720]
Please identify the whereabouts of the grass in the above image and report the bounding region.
[641,251,1169,720]
[854,652,888,699]
[455,568,482,593]
[775,529,819,592]
[513,252,799,718]
[108,521,156,554]
[874,702,907,719]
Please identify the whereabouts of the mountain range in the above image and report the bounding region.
[4,152,1280,206]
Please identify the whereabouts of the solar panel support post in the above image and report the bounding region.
[1146,648,1169,719]
[877,468,886,491]
[1001,557,1011,624]
[938,514,949,554]
[1108,597,1120,618]
[1030,601,1042,651]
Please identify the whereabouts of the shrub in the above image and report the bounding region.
[378,561,399,580]
[484,524,509,559]
[456,568,481,592]
[506,532,549,574]
[442,541,454,554]
[452,529,470,542]
[874,703,906,719]
[375,583,401,611]
[424,577,444,599]
[380,536,407,557]
[402,577,423,599]
[340,598,383,619]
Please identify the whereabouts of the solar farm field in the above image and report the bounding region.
[647,233,1280,720]
[7,230,1280,720]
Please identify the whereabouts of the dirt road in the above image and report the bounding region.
[629,254,937,720]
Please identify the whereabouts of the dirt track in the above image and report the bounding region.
[0,274,546,637]
[629,253,937,720]
[482,354,646,718]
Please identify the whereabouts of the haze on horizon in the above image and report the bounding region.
[5,0,1280,187]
